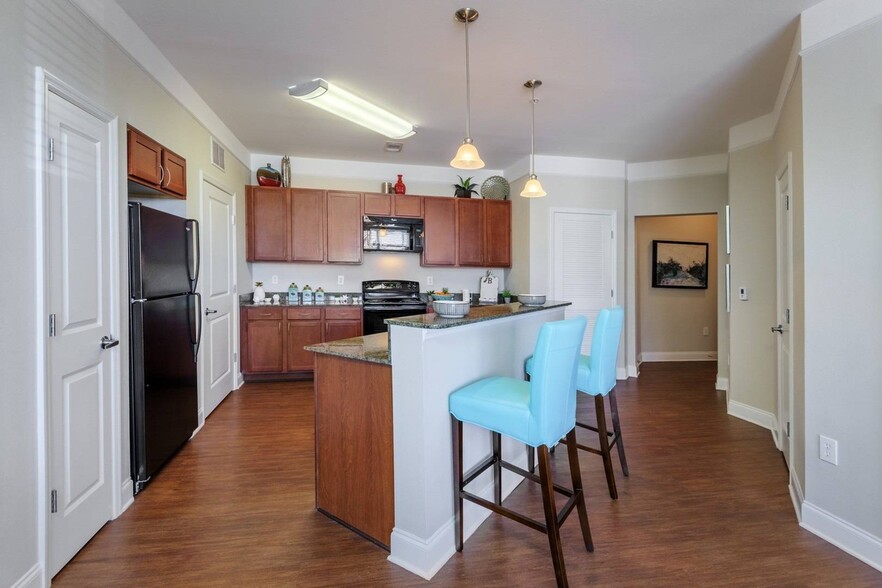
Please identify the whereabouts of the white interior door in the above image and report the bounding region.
[200,179,237,418]
[46,90,115,576]
[551,210,615,353]
[775,159,794,466]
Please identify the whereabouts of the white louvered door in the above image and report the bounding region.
[551,210,615,353]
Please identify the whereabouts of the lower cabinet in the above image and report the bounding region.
[241,305,363,379]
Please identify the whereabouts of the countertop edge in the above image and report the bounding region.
[385,301,571,330]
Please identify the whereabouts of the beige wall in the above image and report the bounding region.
[728,142,777,414]
[626,174,728,380]
[0,1,250,583]
[635,215,718,358]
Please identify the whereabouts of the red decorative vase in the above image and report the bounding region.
[394,174,406,195]
[256,163,282,187]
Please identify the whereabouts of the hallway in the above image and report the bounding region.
[54,362,879,587]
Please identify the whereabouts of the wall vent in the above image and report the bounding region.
[211,137,226,171]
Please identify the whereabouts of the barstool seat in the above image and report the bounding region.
[449,316,593,588]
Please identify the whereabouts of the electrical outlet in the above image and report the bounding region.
[703,326,709,336]
[819,435,838,465]
[426,276,434,286]
[271,275,279,285]
[337,275,344,285]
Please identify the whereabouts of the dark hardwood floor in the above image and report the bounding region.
[54,362,880,587]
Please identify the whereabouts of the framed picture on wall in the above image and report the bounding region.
[652,240,709,289]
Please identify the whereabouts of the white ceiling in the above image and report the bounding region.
[116,0,820,168]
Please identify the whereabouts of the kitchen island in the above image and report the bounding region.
[307,302,570,579]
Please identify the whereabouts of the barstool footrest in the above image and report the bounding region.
[500,460,575,497]
[462,490,548,534]
[462,455,498,488]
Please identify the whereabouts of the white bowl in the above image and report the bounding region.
[518,294,546,306]
[433,299,471,318]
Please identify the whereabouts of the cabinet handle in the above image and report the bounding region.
[158,165,164,185]
[164,166,171,187]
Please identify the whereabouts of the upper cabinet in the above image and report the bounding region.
[455,198,485,267]
[422,197,457,267]
[326,191,363,264]
[290,188,325,262]
[127,126,187,198]
[483,200,512,268]
[363,193,423,218]
[247,186,289,261]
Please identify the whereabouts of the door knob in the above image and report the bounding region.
[770,325,784,334]
[100,335,119,349]
[204,308,218,316]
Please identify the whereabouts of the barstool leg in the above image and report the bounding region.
[608,388,629,477]
[451,416,464,552]
[538,445,569,588]
[525,371,536,474]
[564,428,594,552]
[492,432,502,505]
[595,395,618,500]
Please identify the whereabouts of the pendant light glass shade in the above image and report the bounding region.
[451,8,484,170]
[520,79,546,198]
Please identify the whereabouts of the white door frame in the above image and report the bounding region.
[197,170,241,426]
[35,67,124,580]
[775,153,795,470]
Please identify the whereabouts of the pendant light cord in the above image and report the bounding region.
[530,85,536,175]
[464,16,471,139]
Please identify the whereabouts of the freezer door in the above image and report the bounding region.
[129,203,199,298]
[130,295,198,488]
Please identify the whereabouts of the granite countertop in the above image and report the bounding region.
[386,301,571,330]
[305,333,390,365]
[240,300,363,308]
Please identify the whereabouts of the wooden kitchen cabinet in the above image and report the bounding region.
[127,126,187,198]
[247,186,289,261]
[291,188,325,262]
[363,193,423,218]
[242,308,284,373]
[456,198,485,266]
[286,316,324,372]
[363,193,392,216]
[484,199,512,268]
[326,191,363,263]
[422,196,457,266]
[324,306,363,342]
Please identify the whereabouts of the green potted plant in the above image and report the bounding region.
[453,175,478,198]
[501,289,512,303]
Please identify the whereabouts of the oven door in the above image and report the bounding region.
[363,306,426,335]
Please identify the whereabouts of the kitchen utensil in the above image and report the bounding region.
[433,299,471,318]
[518,294,546,306]
[481,175,510,200]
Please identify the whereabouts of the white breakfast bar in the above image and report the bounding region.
[307,301,570,580]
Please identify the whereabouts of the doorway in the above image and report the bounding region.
[775,155,794,467]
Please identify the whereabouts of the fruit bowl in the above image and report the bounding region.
[432,300,470,318]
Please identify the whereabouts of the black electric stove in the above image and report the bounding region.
[362,280,427,335]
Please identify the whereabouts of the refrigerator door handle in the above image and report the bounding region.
[190,292,202,362]
[185,219,200,293]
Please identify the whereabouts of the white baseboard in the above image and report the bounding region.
[193,409,206,437]
[640,351,718,362]
[235,372,244,390]
[388,449,527,580]
[627,364,639,378]
[616,367,627,380]
[801,501,882,573]
[118,478,134,516]
[789,473,804,522]
[727,399,777,432]
[11,563,42,588]
[715,376,729,391]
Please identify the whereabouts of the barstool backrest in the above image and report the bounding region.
[582,306,624,396]
[528,316,587,447]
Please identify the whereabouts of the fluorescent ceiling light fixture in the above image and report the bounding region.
[288,78,416,140]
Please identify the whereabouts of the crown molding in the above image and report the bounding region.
[70,0,251,167]
[627,153,729,182]
[801,0,882,53]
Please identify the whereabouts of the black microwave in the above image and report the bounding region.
[363,216,425,252]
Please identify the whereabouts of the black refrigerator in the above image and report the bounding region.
[128,203,201,494]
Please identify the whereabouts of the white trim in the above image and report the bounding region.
[626,154,729,182]
[616,367,628,381]
[119,479,134,516]
[775,152,796,484]
[801,0,882,54]
[789,473,804,522]
[627,364,639,378]
[801,501,882,573]
[504,155,627,181]
[727,399,777,432]
[36,67,123,581]
[715,376,729,391]
[68,0,250,167]
[10,563,42,588]
[640,351,718,362]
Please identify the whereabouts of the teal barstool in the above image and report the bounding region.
[449,317,593,588]
[525,307,627,499]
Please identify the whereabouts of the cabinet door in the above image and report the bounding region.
[326,191,363,263]
[324,319,362,342]
[422,197,456,266]
[363,193,392,216]
[484,200,512,267]
[286,319,324,372]
[247,186,289,261]
[245,319,284,373]
[127,127,162,186]
[162,149,187,198]
[456,198,485,266]
[393,195,423,218]
[291,188,325,262]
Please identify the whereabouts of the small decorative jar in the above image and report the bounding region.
[302,285,314,304]
[315,287,325,304]
[253,281,265,303]
[394,174,406,194]
[287,283,299,304]
[256,163,282,187]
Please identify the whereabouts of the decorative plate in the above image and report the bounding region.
[481,176,510,200]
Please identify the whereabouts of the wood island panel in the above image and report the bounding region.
[314,354,393,549]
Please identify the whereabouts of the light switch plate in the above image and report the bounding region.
[739,287,748,301]
[426,276,434,286]
[337,275,344,285]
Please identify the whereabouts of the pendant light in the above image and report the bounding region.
[450,8,485,170]
[521,80,546,197]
